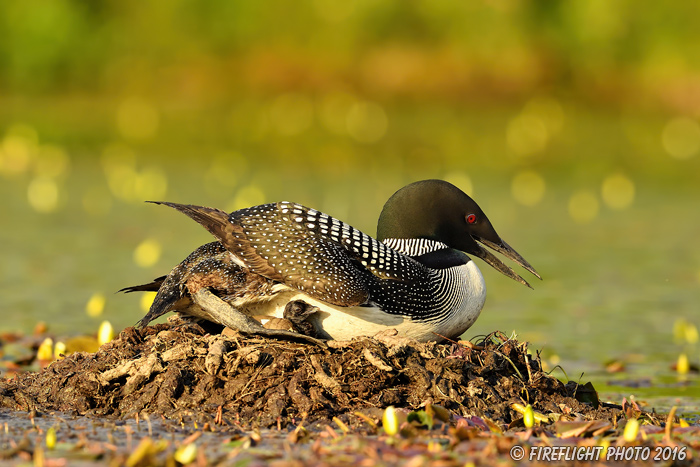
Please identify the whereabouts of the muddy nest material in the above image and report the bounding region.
[0,322,618,429]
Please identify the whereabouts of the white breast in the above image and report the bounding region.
[236,261,487,342]
[429,261,486,340]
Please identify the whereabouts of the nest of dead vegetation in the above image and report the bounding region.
[0,320,620,429]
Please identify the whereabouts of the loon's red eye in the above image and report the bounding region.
[466,214,477,224]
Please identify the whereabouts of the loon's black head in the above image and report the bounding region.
[377,179,541,287]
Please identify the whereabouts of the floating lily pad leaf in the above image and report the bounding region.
[450,425,481,441]
[454,415,490,431]
[425,403,450,424]
[286,426,311,444]
[225,437,254,449]
[407,410,434,430]
[508,417,525,430]
[65,336,100,354]
[484,417,504,434]
[555,420,612,438]
[604,359,626,373]
[621,396,643,420]
[574,382,599,409]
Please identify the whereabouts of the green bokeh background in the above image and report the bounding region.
[1,1,699,403]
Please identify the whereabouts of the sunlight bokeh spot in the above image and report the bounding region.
[106,165,138,202]
[601,174,635,210]
[134,239,162,268]
[134,166,168,201]
[506,114,548,156]
[101,143,137,171]
[27,176,59,213]
[101,145,166,202]
[116,97,160,140]
[102,144,139,201]
[443,171,473,196]
[2,137,33,175]
[685,323,699,344]
[673,318,699,345]
[1,124,39,176]
[661,117,700,160]
[511,170,546,206]
[564,0,624,44]
[228,183,266,211]
[247,106,270,141]
[7,123,39,143]
[523,97,565,134]
[319,92,357,135]
[140,291,157,312]
[346,101,388,143]
[86,293,106,318]
[35,144,70,178]
[269,93,314,136]
[206,152,249,189]
[568,190,599,224]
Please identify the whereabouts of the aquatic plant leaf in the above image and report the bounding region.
[382,406,399,435]
[555,420,612,438]
[425,403,450,423]
[574,382,599,408]
[407,410,434,429]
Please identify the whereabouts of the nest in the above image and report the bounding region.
[0,320,620,429]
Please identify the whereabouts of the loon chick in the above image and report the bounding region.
[124,179,540,342]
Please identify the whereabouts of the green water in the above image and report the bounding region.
[2,0,700,425]
[1,106,699,417]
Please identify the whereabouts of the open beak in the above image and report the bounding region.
[471,237,541,289]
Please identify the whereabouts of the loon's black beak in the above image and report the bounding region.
[470,236,541,289]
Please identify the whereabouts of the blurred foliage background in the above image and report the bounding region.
[1,1,699,378]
